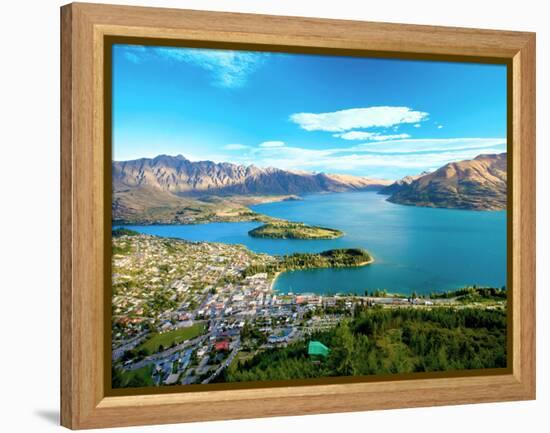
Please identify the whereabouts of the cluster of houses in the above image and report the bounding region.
[113,234,447,387]
[111,234,277,342]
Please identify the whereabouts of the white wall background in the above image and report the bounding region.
[0,0,546,431]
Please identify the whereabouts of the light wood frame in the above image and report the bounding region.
[61,2,536,429]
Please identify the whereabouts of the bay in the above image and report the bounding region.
[118,191,507,295]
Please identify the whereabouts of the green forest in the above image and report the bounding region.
[243,248,372,278]
[112,227,140,237]
[218,306,507,383]
[248,222,344,239]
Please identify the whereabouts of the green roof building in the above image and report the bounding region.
[308,341,330,358]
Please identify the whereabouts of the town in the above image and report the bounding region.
[111,230,507,388]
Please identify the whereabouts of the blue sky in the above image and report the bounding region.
[113,44,507,180]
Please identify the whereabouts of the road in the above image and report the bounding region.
[124,331,212,371]
[201,338,241,384]
[112,332,149,361]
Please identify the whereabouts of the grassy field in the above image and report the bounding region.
[118,364,155,387]
[113,187,291,225]
[249,222,343,239]
[138,323,206,354]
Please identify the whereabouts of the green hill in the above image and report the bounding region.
[249,222,343,239]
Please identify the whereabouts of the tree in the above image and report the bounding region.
[329,320,355,376]
[137,348,149,358]
[111,366,123,388]
[127,374,150,388]
[121,350,134,362]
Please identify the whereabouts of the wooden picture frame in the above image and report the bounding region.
[60,2,536,429]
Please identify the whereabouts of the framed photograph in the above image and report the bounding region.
[60,2,536,429]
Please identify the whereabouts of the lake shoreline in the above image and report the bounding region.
[270,255,375,294]
[270,271,281,292]
[249,222,344,240]
[113,194,302,226]
[116,191,506,294]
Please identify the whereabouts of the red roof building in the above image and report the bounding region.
[214,340,230,351]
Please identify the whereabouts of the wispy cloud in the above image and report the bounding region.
[259,141,285,148]
[223,143,249,150]
[124,52,143,64]
[212,137,506,179]
[349,137,505,154]
[289,106,429,132]
[122,45,147,64]
[334,131,411,141]
[119,45,266,88]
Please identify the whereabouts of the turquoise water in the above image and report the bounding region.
[118,191,506,295]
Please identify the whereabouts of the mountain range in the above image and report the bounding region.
[112,155,391,223]
[112,153,507,223]
[377,171,431,196]
[380,153,507,210]
[113,154,390,196]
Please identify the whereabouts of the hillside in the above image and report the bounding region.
[219,306,506,383]
[386,153,507,210]
[112,154,391,223]
[378,171,430,195]
[112,186,295,224]
[248,222,344,239]
[113,155,390,196]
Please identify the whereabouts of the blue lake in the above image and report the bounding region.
[118,191,507,295]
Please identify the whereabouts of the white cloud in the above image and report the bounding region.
[350,137,505,154]
[259,141,285,148]
[121,45,147,64]
[289,106,429,132]
[334,131,411,141]
[437,125,444,129]
[223,144,249,150]
[221,137,506,179]
[414,124,421,128]
[124,52,142,64]
[119,45,266,88]
[251,145,503,174]
[155,47,265,88]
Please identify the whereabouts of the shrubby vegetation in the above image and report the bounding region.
[112,365,154,388]
[112,228,140,237]
[219,306,507,383]
[243,248,372,277]
[249,222,343,239]
[112,228,141,254]
[430,286,507,302]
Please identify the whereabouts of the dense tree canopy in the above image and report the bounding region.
[242,248,372,278]
[219,306,507,383]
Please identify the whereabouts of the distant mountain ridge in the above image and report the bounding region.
[383,153,507,210]
[378,171,431,196]
[113,154,391,196]
[112,154,392,224]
